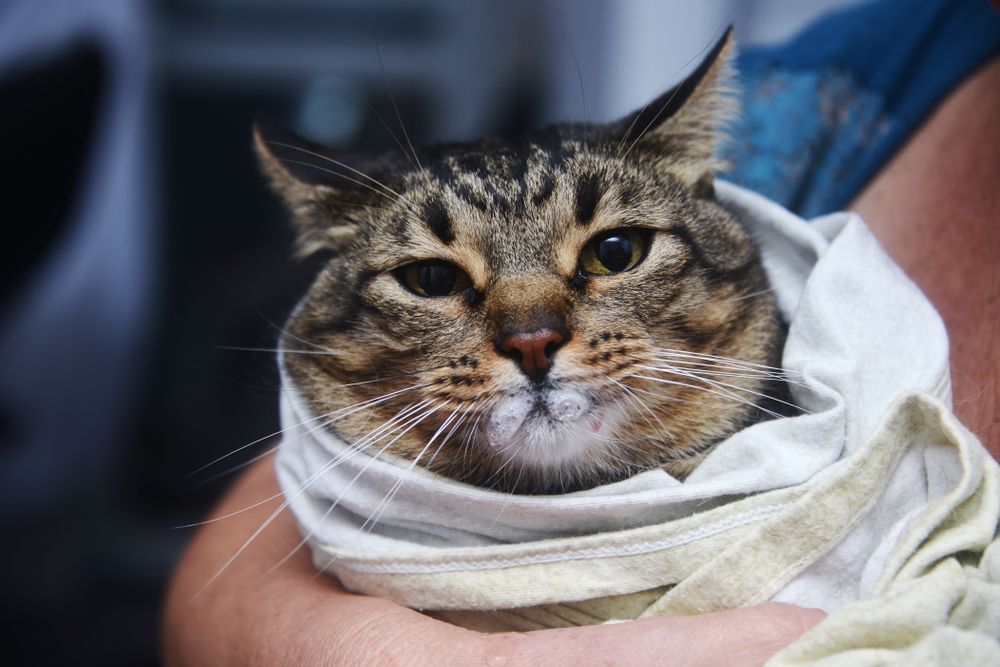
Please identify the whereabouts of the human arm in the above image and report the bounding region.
[851,54,1000,459]
[161,455,823,667]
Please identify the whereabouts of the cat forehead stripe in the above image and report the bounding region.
[575,172,602,225]
[422,200,454,244]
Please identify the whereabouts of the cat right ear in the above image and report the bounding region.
[253,122,373,257]
[611,27,736,194]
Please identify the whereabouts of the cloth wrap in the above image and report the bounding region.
[277,181,1000,664]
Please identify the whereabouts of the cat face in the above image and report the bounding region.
[258,30,783,493]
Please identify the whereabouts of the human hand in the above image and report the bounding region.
[161,457,823,666]
[475,603,824,667]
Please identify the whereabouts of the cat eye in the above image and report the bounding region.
[579,229,648,276]
[398,261,472,297]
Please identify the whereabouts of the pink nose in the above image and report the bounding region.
[498,328,566,380]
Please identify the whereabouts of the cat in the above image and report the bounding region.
[254,28,786,495]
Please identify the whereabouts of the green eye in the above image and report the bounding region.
[399,261,472,297]
[579,229,647,275]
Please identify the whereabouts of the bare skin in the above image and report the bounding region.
[161,455,824,667]
[162,54,1000,667]
[851,54,1000,458]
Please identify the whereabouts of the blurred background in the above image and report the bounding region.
[0,0,869,664]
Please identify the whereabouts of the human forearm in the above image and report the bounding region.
[161,455,484,666]
[161,456,822,666]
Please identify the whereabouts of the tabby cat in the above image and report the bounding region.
[255,30,785,494]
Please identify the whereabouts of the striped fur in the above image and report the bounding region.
[256,29,785,493]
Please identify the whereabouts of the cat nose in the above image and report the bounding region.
[497,328,567,381]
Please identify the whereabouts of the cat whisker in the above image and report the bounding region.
[627,373,785,420]
[483,450,522,492]
[425,411,469,472]
[320,399,439,475]
[214,351,429,389]
[561,30,587,118]
[181,384,425,484]
[181,399,428,530]
[605,376,676,441]
[360,403,460,533]
[267,400,436,573]
[489,457,530,525]
[327,71,416,174]
[460,411,484,471]
[642,357,808,388]
[180,408,337,482]
[217,345,344,356]
[173,489,284,530]
[600,371,683,404]
[191,474,326,598]
[732,287,776,302]
[267,140,406,200]
[652,347,797,375]
[647,354,808,396]
[649,352,804,385]
[366,410,470,531]
[194,444,281,487]
[637,364,809,415]
[650,351,784,372]
[277,158,421,215]
[478,437,521,489]
[375,40,431,188]
[618,24,729,162]
[249,302,337,353]
[618,82,685,162]
[204,398,441,593]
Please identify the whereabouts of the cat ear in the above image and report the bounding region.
[253,122,380,257]
[612,27,736,193]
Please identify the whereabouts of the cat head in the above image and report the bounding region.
[256,29,782,493]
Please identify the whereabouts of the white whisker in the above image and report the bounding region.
[183,383,426,480]
[629,373,784,420]
[375,41,430,187]
[361,404,460,532]
[216,345,344,357]
[618,24,728,161]
[268,140,406,199]
[173,489,284,530]
[249,303,337,354]
[732,287,776,302]
[195,444,281,486]
[182,399,426,530]
[267,400,436,573]
[189,388,431,597]
[653,348,794,375]
[277,158,420,214]
[642,356,807,388]
[607,377,675,440]
[637,364,807,415]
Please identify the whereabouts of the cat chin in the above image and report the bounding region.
[484,386,622,474]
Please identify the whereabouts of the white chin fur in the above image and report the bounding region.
[485,386,617,472]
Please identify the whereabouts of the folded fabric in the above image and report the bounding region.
[276,181,1000,663]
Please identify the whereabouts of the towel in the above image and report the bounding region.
[276,181,1000,662]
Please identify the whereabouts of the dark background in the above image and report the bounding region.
[0,1,859,664]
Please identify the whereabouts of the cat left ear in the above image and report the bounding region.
[612,27,736,193]
[253,122,380,257]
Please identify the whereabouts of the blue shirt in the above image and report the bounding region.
[724,0,1000,217]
